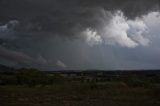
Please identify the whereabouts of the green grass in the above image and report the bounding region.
[0,82,160,106]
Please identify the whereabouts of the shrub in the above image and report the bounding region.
[16,68,48,86]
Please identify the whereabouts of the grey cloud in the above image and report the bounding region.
[0,46,47,66]
[0,46,34,64]
[0,0,159,38]
[1,3,160,58]
[0,0,158,48]
[37,55,48,65]
[0,20,19,40]
[56,60,67,69]
[0,0,160,70]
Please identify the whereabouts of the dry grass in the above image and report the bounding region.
[0,82,160,106]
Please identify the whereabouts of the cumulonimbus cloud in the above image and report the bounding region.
[83,10,159,48]
[102,11,139,48]
[0,0,160,49]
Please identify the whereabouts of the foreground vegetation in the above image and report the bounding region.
[0,68,160,106]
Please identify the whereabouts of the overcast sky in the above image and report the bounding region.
[0,0,160,70]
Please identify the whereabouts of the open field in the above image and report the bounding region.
[0,83,160,106]
[0,68,160,106]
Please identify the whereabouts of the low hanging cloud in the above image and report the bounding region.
[56,60,67,68]
[37,55,48,64]
[0,46,48,66]
[0,46,35,64]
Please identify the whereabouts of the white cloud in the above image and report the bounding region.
[102,11,139,48]
[143,12,160,37]
[81,11,160,48]
[102,11,160,48]
[144,12,160,28]
[0,24,8,31]
[81,28,102,46]
[37,55,47,64]
[81,10,160,49]
[0,20,19,40]
[127,18,149,46]
[56,60,67,68]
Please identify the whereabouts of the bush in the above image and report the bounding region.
[124,76,149,87]
[16,68,49,86]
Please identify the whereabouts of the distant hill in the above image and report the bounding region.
[0,64,160,75]
[0,64,15,72]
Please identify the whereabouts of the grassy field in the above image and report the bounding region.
[0,82,160,106]
[0,69,160,106]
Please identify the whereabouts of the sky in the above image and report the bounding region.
[0,0,160,70]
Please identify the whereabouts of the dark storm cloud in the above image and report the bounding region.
[0,0,159,38]
[0,46,34,64]
[1,0,160,70]
[0,45,48,66]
